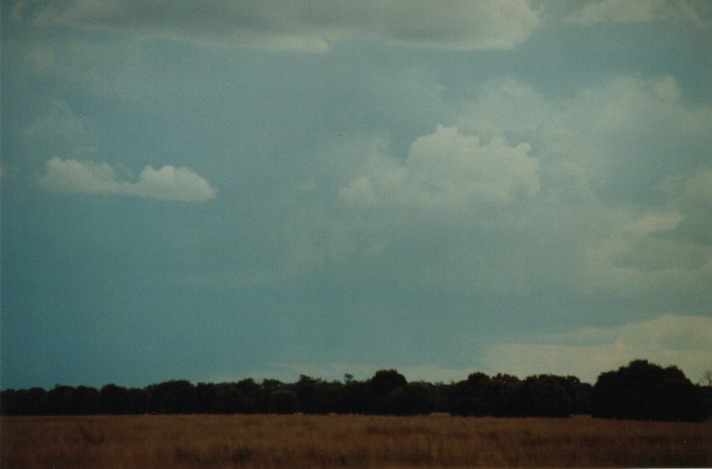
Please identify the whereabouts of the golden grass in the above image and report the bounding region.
[1,414,710,468]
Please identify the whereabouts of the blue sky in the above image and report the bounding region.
[2,0,711,389]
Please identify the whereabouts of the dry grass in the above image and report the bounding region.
[1,414,710,468]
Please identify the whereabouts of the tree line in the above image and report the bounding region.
[2,360,709,421]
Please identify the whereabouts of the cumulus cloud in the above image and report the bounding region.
[18,0,541,51]
[38,157,217,202]
[332,73,712,313]
[483,315,712,383]
[568,0,710,26]
[341,125,539,209]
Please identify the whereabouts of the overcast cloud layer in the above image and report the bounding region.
[2,0,711,389]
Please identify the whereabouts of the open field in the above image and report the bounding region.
[1,414,710,468]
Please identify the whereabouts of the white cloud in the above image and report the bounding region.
[568,0,665,25]
[25,99,84,137]
[20,0,541,51]
[484,315,712,383]
[331,73,712,311]
[568,0,710,26]
[581,206,712,299]
[341,125,539,210]
[684,167,712,203]
[38,157,217,202]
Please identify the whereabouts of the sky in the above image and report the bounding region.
[2,0,712,389]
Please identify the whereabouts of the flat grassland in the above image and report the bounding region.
[1,414,710,468]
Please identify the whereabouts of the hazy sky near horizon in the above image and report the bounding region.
[2,0,712,389]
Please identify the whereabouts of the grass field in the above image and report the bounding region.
[1,414,710,467]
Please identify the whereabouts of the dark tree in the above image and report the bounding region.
[100,384,131,414]
[235,378,261,413]
[698,385,712,420]
[483,374,522,417]
[369,370,408,399]
[384,382,437,415]
[0,389,18,415]
[127,388,148,414]
[592,359,705,421]
[194,382,246,414]
[71,385,100,414]
[147,380,196,414]
[0,389,43,415]
[449,372,490,416]
[11,388,48,415]
[338,380,371,414]
[368,369,407,414]
[518,375,571,418]
[46,385,75,415]
[256,379,284,413]
[703,370,712,387]
[194,382,216,413]
[293,375,340,414]
[269,389,300,414]
[564,377,593,414]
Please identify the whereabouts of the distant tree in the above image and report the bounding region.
[127,388,148,414]
[703,370,712,387]
[592,360,705,422]
[235,378,261,413]
[338,380,371,414]
[483,374,522,417]
[368,370,407,414]
[100,384,131,414]
[369,370,408,398]
[194,382,216,413]
[12,388,48,415]
[256,379,284,413]
[384,382,437,415]
[652,366,706,421]
[698,385,712,420]
[431,382,452,413]
[214,383,247,413]
[566,377,593,415]
[449,372,490,416]
[518,375,571,418]
[294,375,340,414]
[0,389,18,415]
[194,382,245,414]
[269,389,300,414]
[147,380,196,414]
[46,385,75,415]
[71,386,100,414]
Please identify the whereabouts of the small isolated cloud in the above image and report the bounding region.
[38,157,217,202]
[483,315,712,383]
[19,0,541,52]
[341,125,538,210]
[568,0,710,26]
[25,99,84,137]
